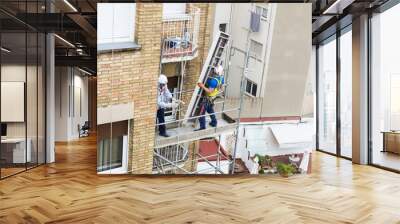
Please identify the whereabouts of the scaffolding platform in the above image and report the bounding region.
[155,119,236,148]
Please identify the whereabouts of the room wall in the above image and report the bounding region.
[54,66,89,141]
[1,64,39,138]
[1,63,46,164]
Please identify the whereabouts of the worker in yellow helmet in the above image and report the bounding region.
[195,65,224,131]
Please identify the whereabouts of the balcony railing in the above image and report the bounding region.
[153,144,188,173]
[161,6,200,63]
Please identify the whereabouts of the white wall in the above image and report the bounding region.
[46,32,55,163]
[301,45,316,117]
[225,3,274,98]
[260,4,311,117]
[55,67,89,141]
[55,67,69,141]
[72,74,89,138]
[223,3,311,118]
[1,65,36,137]
[163,3,186,19]
[212,3,232,37]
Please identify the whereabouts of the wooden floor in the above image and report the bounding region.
[1,135,400,223]
[373,150,400,171]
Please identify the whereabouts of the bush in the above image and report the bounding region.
[254,154,265,166]
[276,162,296,177]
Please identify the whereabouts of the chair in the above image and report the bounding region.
[79,121,90,138]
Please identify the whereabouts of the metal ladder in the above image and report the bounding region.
[183,31,230,124]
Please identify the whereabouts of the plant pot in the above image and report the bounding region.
[278,172,293,178]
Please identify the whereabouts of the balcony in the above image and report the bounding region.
[161,6,200,63]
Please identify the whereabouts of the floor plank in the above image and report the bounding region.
[0,135,400,223]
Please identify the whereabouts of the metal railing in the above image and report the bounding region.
[153,144,188,172]
[161,6,200,61]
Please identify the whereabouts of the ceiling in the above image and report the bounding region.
[0,0,98,74]
[311,0,392,43]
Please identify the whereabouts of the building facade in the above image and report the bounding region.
[97,3,215,174]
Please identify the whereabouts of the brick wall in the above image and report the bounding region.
[97,3,214,174]
[181,141,199,172]
[97,3,162,174]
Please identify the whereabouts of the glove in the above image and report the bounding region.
[172,99,185,105]
[164,102,173,108]
[171,102,179,109]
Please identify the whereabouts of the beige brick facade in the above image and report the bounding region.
[181,141,200,172]
[97,3,214,174]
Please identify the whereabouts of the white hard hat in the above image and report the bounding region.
[215,64,223,76]
[158,74,168,84]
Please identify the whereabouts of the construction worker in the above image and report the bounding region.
[157,74,179,137]
[195,65,224,131]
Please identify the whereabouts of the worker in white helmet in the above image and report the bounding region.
[157,74,179,137]
[195,65,224,131]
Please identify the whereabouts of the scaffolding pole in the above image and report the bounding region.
[230,28,251,174]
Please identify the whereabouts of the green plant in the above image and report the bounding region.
[264,155,272,167]
[276,162,296,177]
[254,154,265,166]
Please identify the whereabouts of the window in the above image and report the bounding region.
[250,40,263,59]
[163,3,186,19]
[339,28,352,158]
[97,120,129,174]
[219,23,227,32]
[390,74,400,130]
[317,36,337,155]
[0,1,46,179]
[97,3,136,44]
[370,3,400,171]
[245,78,257,97]
[262,7,268,18]
[255,6,268,19]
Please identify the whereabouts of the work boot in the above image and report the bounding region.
[209,122,217,128]
[194,127,206,132]
[159,133,170,138]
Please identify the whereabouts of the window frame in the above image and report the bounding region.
[255,5,268,19]
[97,3,137,51]
[249,39,263,59]
[244,78,258,97]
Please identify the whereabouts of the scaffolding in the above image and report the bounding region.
[153,25,247,174]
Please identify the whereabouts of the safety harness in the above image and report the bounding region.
[204,76,223,103]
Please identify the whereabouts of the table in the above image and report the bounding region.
[382,131,400,154]
[1,138,31,164]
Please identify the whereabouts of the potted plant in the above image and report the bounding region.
[264,155,273,168]
[276,162,296,177]
[254,154,265,174]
